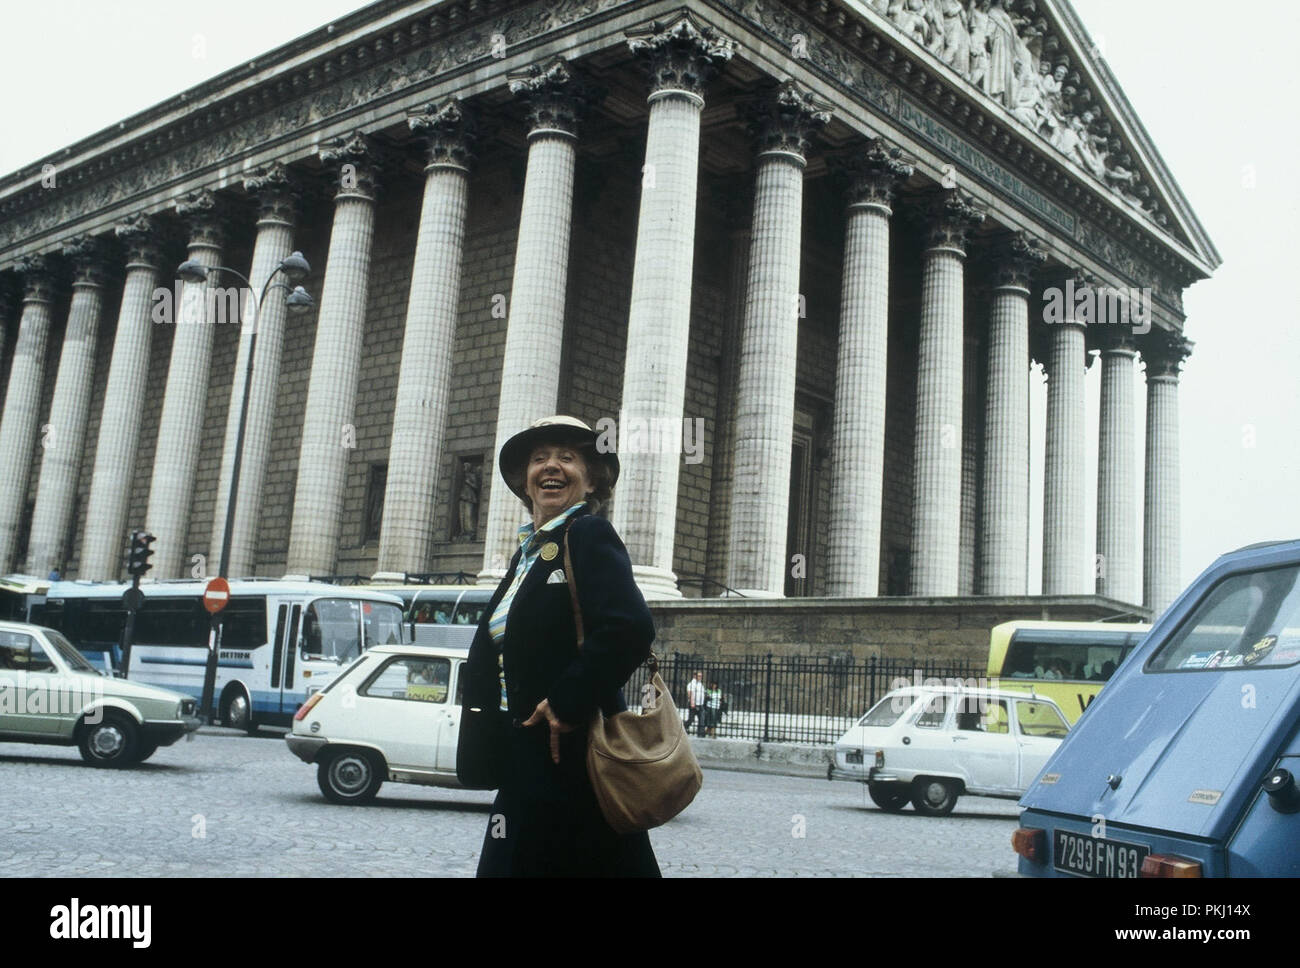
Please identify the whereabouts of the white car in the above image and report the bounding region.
[286,643,466,804]
[0,620,200,766]
[829,685,1069,816]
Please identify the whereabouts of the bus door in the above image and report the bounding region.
[267,600,302,716]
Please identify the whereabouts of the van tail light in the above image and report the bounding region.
[875,750,885,769]
[1011,828,1047,864]
[294,693,324,722]
[1140,854,1202,878]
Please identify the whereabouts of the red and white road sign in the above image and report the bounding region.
[203,577,231,614]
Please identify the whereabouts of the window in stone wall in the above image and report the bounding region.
[362,464,387,545]
[450,455,483,542]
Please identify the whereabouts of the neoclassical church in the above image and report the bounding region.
[0,0,1217,617]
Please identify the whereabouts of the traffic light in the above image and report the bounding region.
[127,531,156,577]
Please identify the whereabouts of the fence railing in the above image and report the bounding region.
[628,653,985,746]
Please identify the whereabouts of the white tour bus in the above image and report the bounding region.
[20,578,407,732]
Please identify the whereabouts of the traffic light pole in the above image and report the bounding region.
[120,530,153,676]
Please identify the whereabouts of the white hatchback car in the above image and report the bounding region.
[286,642,466,804]
[829,686,1069,816]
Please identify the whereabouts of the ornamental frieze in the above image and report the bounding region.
[0,0,606,254]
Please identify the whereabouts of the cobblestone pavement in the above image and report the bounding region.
[0,729,1020,877]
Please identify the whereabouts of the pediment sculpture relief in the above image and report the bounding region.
[873,0,1161,223]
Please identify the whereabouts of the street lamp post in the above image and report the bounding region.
[176,252,313,723]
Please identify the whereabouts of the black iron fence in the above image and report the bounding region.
[627,653,985,746]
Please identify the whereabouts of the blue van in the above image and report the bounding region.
[1014,539,1300,877]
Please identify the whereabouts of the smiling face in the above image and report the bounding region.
[524,441,594,527]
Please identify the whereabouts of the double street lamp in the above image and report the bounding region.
[174,251,314,722]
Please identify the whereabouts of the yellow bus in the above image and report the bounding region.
[987,621,1150,723]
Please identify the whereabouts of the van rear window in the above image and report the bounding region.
[1149,565,1300,672]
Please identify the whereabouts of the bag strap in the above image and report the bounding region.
[562,526,659,675]
[563,528,584,650]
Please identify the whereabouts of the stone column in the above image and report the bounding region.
[824,141,912,597]
[1096,328,1139,602]
[379,99,475,575]
[1142,331,1192,615]
[286,134,379,576]
[80,216,162,579]
[145,190,225,578]
[909,191,983,595]
[1041,274,1090,595]
[606,15,734,599]
[477,60,594,581]
[979,234,1044,594]
[725,83,830,598]
[0,257,55,571]
[25,239,109,577]
[209,164,298,578]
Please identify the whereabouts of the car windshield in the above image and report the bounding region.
[42,628,100,675]
[1148,565,1300,672]
[858,693,915,727]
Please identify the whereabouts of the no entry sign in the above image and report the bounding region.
[203,577,231,614]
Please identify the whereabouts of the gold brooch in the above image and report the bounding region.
[540,542,559,561]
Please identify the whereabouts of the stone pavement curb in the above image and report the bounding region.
[688,737,833,780]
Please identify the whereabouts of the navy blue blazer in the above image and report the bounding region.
[463,506,655,729]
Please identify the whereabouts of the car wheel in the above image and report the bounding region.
[77,711,141,768]
[222,689,259,736]
[868,782,911,812]
[317,749,384,805]
[911,777,960,817]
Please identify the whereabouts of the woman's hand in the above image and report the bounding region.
[521,698,576,764]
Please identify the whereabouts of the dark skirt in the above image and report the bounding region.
[475,719,660,878]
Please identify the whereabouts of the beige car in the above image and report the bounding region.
[0,620,200,767]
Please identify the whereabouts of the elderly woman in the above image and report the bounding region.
[459,416,660,877]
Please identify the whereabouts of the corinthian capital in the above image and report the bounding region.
[115,213,161,268]
[991,232,1046,290]
[15,254,54,303]
[1141,330,1193,380]
[320,132,379,199]
[626,14,735,100]
[62,236,110,288]
[407,98,476,170]
[245,162,300,225]
[175,188,225,249]
[748,82,832,161]
[834,137,914,210]
[508,57,601,138]
[925,189,985,251]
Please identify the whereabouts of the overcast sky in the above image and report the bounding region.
[1,1,1296,592]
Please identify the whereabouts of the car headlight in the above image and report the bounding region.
[179,699,197,717]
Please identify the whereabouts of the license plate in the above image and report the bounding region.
[1053,830,1149,878]
[846,750,863,764]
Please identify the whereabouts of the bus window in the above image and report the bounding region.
[134,599,207,647]
[453,595,490,626]
[411,597,457,625]
[362,600,405,646]
[220,597,268,650]
[302,599,362,662]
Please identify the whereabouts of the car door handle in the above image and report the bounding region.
[953,736,968,741]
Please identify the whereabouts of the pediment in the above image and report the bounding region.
[863,0,1218,275]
